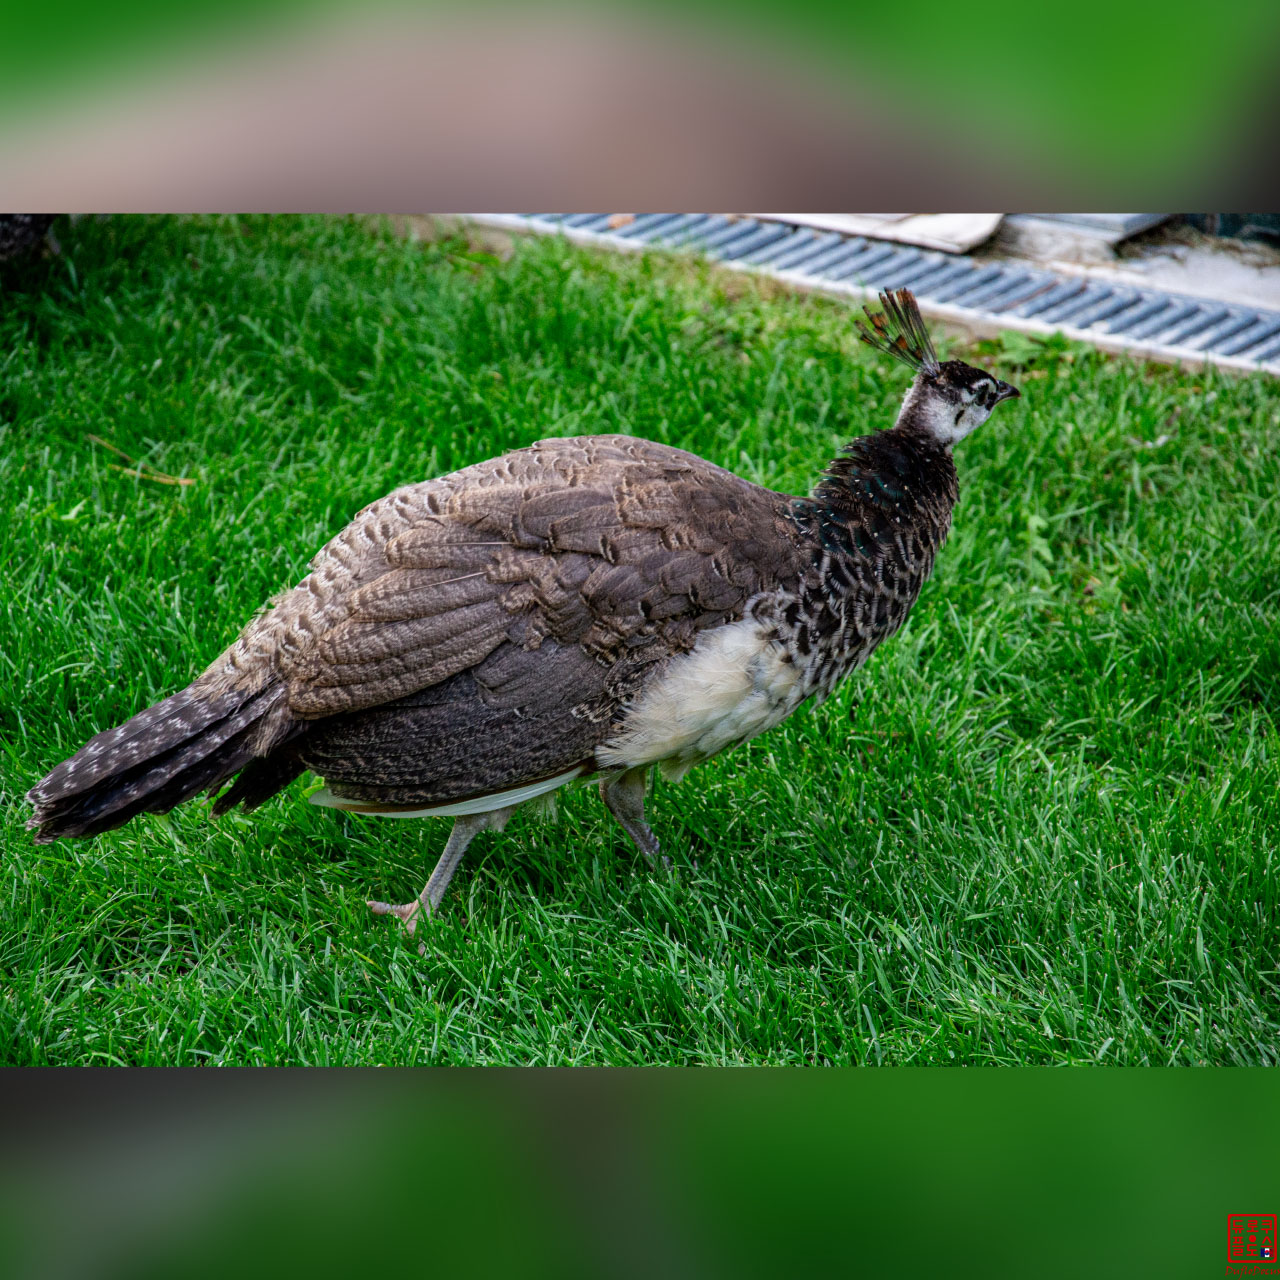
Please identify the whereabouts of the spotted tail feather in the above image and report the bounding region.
[25,683,284,842]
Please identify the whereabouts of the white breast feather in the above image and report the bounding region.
[597,618,806,781]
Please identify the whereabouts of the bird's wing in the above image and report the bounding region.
[208,435,805,724]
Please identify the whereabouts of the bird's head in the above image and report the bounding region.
[856,288,1019,448]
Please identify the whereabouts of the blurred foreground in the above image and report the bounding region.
[2,1070,1276,1280]
[1,1,1278,208]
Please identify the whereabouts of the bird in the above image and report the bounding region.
[26,288,1019,938]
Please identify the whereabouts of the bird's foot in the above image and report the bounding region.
[365,811,497,951]
[640,848,696,876]
[632,845,667,874]
[367,898,431,952]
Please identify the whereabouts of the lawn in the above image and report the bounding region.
[2,214,1277,1066]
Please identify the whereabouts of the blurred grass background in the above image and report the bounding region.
[1,214,1278,1066]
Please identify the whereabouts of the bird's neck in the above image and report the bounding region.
[771,423,960,704]
[797,423,958,543]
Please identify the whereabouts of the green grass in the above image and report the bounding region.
[2,214,1278,1065]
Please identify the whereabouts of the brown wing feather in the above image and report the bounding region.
[188,435,808,802]
[228,436,803,714]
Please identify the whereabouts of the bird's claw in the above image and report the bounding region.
[368,898,424,935]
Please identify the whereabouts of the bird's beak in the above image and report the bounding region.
[993,379,1020,404]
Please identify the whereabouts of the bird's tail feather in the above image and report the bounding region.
[25,682,282,842]
[209,752,307,818]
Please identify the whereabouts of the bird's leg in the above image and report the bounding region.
[599,767,669,871]
[368,806,514,938]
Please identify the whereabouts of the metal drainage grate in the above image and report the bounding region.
[467,214,1280,376]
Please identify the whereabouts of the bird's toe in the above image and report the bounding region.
[367,898,424,936]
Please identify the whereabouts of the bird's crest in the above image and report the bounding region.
[855,289,940,379]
